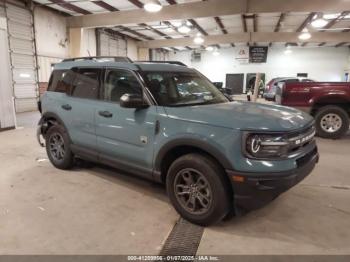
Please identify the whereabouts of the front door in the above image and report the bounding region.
[95,68,157,178]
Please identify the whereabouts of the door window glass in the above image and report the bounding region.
[71,68,100,99]
[48,70,67,93]
[103,70,142,102]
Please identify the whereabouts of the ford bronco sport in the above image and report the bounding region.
[37,57,319,226]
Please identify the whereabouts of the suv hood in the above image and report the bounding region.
[164,101,313,131]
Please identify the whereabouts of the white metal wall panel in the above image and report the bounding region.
[37,56,63,83]
[98,31,127,57]
[6,2,37,112]
[0,17,16,129]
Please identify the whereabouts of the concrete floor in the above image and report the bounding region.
[1,111,350,255]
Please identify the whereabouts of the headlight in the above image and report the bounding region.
[244,133,289,159]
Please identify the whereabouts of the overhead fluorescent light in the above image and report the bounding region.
[194,34,204,44]
[323,13,341,20]
[144,0,162,13]
[178,24,191,34]
[172,21,182,27]
[206,46,214,51]
[311,18,328,28]
[298,28,311,40]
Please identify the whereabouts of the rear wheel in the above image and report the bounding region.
[46,125,74,169]
[166,153,231,226]
[315,105,349,139]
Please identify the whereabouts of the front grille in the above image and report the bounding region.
[286,124,316,155]
[296,146,318,168]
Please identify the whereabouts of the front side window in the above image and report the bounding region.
[103,69,142,103]
[143,71,228,106]
[71,68,100,99]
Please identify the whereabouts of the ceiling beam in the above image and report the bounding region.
[188,19,208,36]
[166,0,208,37]
[274,13,286,32]
[296,12,317,32]
[49,0,91,15]
[318,11,350,47]
[214,16,228,34]
[269,12,285,46]
[92,1,119,12]
[118,26,154,41]
[128,0,174,41]
[335,42,346,47]
[253,14,258,32]
[287,12,316,47]
[67,0,350,28]
[137,32,350,48]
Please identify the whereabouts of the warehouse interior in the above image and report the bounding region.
[0,0,350,259]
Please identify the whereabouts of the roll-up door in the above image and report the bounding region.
[0,5,5,17]
[97,29,127,57]
[6,2,37,112]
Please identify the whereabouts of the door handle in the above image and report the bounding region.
[98,110,113,118]
[61,104,72,111]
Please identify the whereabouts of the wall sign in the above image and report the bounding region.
[235,46,249,64]
[249,46,268,63]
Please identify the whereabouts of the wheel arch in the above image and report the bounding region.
[311,96,350,116]
[154,138,233,184]
[40,112,70,138]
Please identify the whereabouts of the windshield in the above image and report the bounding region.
[142,71,229,107]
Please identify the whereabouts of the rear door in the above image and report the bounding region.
[62,67,101,151]
[95,68,157,178]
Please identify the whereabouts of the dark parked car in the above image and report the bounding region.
[264,77,314,101]
[276,81,350,139]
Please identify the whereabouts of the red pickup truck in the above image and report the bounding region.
[276,82,350,139]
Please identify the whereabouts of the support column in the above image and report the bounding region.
[69,28,83,58]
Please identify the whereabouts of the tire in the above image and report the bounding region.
[166,153,231,226]
[315,105,349,139]
[45,125,74,169]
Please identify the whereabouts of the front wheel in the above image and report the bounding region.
[315,105,349,139]
[166,154,231,226]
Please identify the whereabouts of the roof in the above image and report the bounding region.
[53,60,194,73]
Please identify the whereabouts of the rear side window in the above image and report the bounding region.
[48,70,67,93]
[71,68,100,100]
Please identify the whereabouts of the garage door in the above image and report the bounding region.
[6,2,37,112]
[98,30,127,57]
[0,5,5,17]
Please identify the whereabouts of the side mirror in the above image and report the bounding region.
[120,94,148,109]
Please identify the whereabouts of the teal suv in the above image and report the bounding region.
[37,57,319,226]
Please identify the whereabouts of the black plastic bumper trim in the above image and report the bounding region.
[226,150,319,211]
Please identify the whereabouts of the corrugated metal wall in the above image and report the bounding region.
[98,30,127,57]
[6,1,38,112]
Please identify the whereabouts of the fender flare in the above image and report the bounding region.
[154,137,234,173]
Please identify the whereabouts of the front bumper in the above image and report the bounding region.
[226,146,319,211]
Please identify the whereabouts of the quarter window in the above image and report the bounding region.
[103,70,142,103]
[48,70,67,93]
[71,68,100,99]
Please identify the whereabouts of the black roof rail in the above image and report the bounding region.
[136,61,187,67]
[62,56,133,63]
